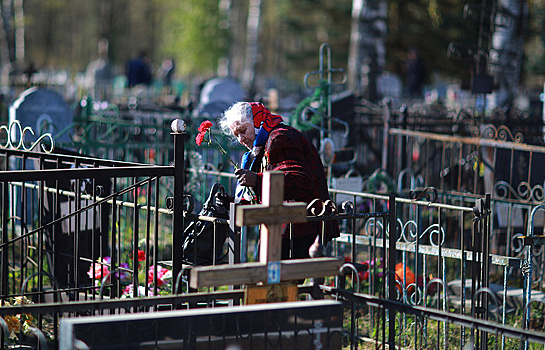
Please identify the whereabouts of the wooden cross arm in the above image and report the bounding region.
[189,257,345,289]
[235,202,308,227]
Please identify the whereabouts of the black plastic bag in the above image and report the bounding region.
[182,183,230,265]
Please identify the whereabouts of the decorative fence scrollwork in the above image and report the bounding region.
[0,120,54,153]
[479,124,524,143]
[494,180,545,204]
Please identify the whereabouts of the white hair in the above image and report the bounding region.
[218,101,253,136]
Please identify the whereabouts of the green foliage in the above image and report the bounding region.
[291,80,330,131]
[386,0,476,85]
[344,310,540,350]
[274,0,351,82]
[13,0,545,92]
[362,169,396,194]
[159,0,229,77]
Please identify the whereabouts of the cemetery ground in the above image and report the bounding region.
[1,151,539,348]
[4,80,545,348]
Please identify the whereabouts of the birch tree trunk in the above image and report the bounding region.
[0,0,12,86]
[241,0,261,96]
[347,0,387,101]
[14,0,23,64]
[489,0,528,108]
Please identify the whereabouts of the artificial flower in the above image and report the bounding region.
[87,259,110,281]
[358,270,369,281]
[138,250,146,262]
[118,262,130,281]
[395,262,415,293]
[123,284,152,297]
[148,266,171,287]
[4,315,20,333]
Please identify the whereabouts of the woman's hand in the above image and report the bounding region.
[235,168,258,187]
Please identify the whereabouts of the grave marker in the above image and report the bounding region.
[236,170,307,263]
[9,87,73,144]
[189,171,344,289]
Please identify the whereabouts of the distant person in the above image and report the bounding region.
[126,50,152,88]
[160,58,176,93]
[85,38,114,100]
[404,46,426,99]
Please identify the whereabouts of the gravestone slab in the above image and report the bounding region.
[332,176,363,206]
[197,77,246,119]
[9,87,73,144]
[59,300,343,349]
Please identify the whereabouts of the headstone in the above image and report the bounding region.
[332,176,363,206]
[59,300,343,350]
[196,77,246,119]
[9,89,101,288]
[9,87,73,144]
[200,77,245,106]
[377,71,402,100]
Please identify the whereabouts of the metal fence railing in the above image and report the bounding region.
[1,113,545,349]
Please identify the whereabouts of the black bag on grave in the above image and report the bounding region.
[182,183,231,265]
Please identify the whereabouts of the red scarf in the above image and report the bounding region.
[249,102,283,147]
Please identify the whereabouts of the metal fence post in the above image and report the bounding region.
[523,205,545,337]
[1,182,7,297]
[172,127,187,284]
[381,99,391,173]
[388,194,396,348]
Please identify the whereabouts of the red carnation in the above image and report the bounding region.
[138,250,146,262]
[194,119,243,177]
[198,120,213,133]
[195,132,206,146]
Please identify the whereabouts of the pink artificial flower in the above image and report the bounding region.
[148,266,170,287]
[123,284,131,295]
[87,260,110,282]
[123,284,153,297]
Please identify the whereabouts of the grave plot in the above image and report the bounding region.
[3,48,545,349]
[189,171,345,289]
[0,123,190,347]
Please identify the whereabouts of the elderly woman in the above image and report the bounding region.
[219,101,339,259]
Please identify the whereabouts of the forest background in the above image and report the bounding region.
[2,0,544,104]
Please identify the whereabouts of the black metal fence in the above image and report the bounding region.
[1,111,545,349]
[0,127,189,348]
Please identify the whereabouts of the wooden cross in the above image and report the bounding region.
[189,171,344,289]
[237,170,307,263]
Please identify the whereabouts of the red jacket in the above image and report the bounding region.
[253,124,340,241]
